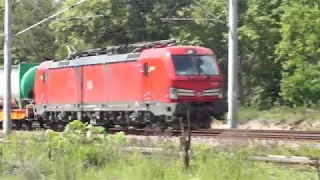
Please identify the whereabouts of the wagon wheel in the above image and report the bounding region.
[15,122,22,129]
[25,121,32,130]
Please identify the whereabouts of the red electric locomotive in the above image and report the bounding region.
[30,40,227,130]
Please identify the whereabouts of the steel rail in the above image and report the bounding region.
[2,124,320,142]
[105,128,320,141]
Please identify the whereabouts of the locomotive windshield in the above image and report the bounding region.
[171,55,219,76]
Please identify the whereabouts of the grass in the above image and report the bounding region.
[236,106,320,125]
[213,106,320,130]
[247,142,320,158]
[0,120,319,180]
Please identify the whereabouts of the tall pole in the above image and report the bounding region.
[3,0,13,135]
[227,0,238,129]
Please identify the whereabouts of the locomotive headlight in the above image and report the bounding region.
[169,87,179,99]
[203,88,223,98]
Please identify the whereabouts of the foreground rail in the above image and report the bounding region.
[124,146,320,166]
[106,128,320,142]
[2,123,320,142]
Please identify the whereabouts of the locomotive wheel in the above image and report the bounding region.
[39,122,45,128]
[152,123,168,132]
[211,100,228,120]
[198,121,211,129]
[37,117,45,128]
[167,123,181,130]
[133,124,147,129]
[198,117,212,129]
[167,119,201,130]
[49,122,59,131]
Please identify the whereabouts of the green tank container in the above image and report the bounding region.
[20,65,38,98]
[18,63,39,108]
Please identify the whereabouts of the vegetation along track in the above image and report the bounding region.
[2,123,320,142]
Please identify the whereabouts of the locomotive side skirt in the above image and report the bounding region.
[35,102,174,115]
[35,100,226,121]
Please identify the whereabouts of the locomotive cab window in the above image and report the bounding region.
[171,55,219,76]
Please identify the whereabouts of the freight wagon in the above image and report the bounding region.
[0,63,39,128]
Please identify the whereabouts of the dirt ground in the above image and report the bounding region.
[211,118,320,130]
[125,133,320,150]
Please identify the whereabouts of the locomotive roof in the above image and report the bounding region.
[50,39,176,69]
[49,52,140,69]
[48,39,212,69]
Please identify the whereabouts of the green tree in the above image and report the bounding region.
[50,0,192,59]
[276,1,320,106]
[239,0,283,109]
[172,0,283,109]
[0,0,61,64]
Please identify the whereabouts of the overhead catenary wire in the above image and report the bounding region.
[166,3,179,18]
[15,0,89,36]
[27,0,50,18]
[9,0,193,38]
[192,0,226,24]
[12,0,185,37]
[54,15,106,21]
[9,0,194,55]
[161,0,226,24]
[161,18,220,22]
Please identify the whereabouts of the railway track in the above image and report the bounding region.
[189,129,320,141]
[2,123,320,142]
[106,128,320,142]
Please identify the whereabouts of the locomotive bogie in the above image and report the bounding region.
[36,98,226,130]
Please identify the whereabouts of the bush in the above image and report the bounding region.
[0,121,317,179]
